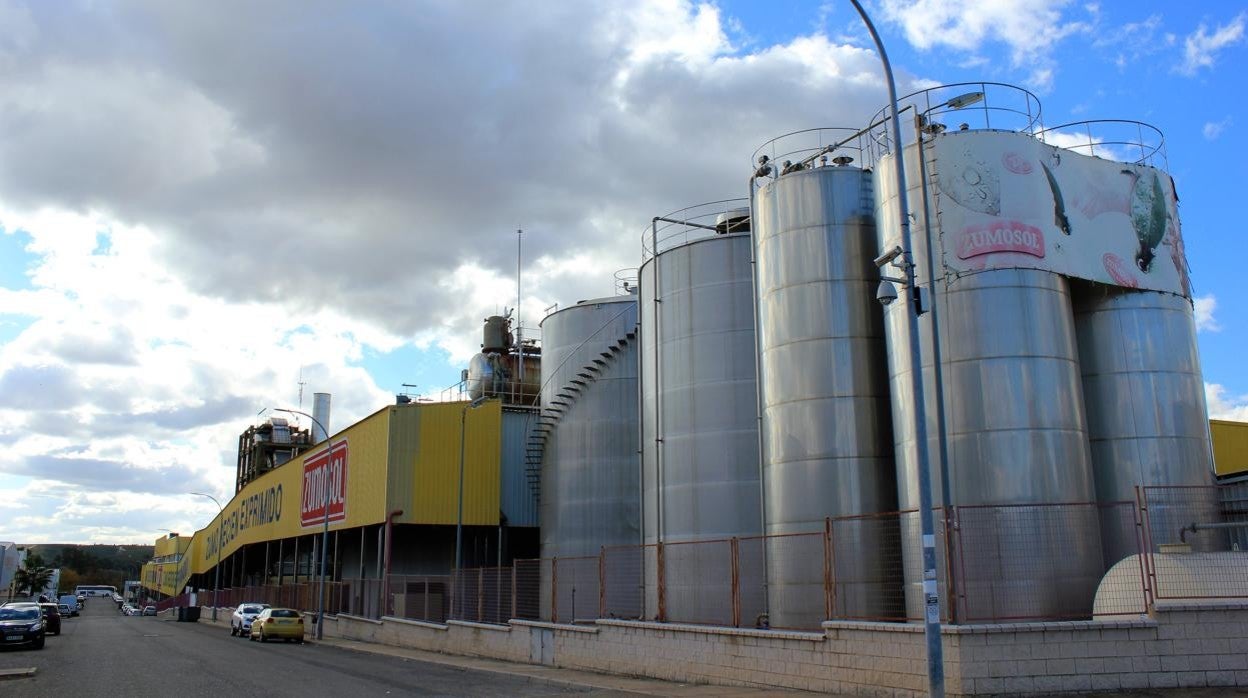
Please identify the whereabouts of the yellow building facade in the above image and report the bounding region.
[1213,419,1248,477]
[142,399,509,596]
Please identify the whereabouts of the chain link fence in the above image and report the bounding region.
[1142,485,1248,601]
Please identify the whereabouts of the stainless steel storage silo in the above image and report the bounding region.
[538,296,640,560]
[1074,285,1220,559]
[875,126,1103,622]
[536,295,639,621]
[753,145,900,628]
[639,202,762,626]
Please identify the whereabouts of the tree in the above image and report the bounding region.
[13,554,54,598]
[58,568,82,593]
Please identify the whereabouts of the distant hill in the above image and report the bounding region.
[24,544,154,591]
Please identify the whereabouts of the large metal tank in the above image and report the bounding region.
[1074,284,1221,559]
[467,315,541,405]
[538,296,639,621]
[875,133,1103,622]
[538,296,639,559]
[753,152,899,628]
[639,202,762,626]
[466,352,541,404]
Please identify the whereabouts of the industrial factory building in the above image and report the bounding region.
[142,318,541,620]
[145,82,1248,696]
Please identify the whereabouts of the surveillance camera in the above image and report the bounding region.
[874,246,903,268]
[876,280,899,306]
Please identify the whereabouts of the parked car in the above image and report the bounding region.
[142,606,157,616]
[0,605,45,650]
[248,608,304,643]
[230,603,270,637]
[58,595,80,617]
[120,604,137,616]
[57,603,73,618]
[37,603,61,635]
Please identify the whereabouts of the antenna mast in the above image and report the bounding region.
[297,368,307,410]
[516,228,524,388]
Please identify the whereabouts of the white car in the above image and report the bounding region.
[230,603,270,637]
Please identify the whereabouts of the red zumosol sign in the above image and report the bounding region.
[301,440,348,527]
[956,220,1046,260]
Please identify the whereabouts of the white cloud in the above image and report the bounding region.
[1179,12,1246,75]
[0,206,394,541]
[1193,295,1220,332]
[878,0,1090,89]
[1094,14,1167,68]
[0,1,930,542]
[1203,117,1232,140]
[1207,383,1248,422]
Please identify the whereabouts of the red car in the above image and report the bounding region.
[37,603,61,635]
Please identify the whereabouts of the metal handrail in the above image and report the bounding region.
[1035,119,1167,169]
[641,199,750,261]
[866,81,1043,161]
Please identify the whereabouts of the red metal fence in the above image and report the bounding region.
[1141,484,1248,602]
[162,485,1246,630]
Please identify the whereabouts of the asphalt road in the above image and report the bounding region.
[0,600,627,697]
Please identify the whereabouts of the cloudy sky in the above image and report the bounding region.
[1,0,1244,544]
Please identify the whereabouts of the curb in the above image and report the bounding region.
[0,668,37,681]
[194,609,811,696]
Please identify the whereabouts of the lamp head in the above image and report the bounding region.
[945,91,984,110]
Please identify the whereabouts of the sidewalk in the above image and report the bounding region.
[185,609,1248,697]
[194,609,812,696]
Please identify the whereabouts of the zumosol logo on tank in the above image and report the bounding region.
[302,440,349,527]
[956,220,1046,259]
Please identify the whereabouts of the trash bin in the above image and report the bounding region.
[184,606,201,622]
[176,607,185,622]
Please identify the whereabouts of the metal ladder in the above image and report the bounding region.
[523,331,637,505]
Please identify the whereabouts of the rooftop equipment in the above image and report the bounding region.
[235,417,313,493]
[466,314,541,406]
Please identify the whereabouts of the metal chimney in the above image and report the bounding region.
[312,392,331,443]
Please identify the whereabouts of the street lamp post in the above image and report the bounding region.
[454,396,489,617]
[274,407,331,640]
[913,91,984,627]
[848,2,945,695]
[189,492,224,622]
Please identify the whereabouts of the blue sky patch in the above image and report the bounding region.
[358,343,461,399]
[0,227,37,292]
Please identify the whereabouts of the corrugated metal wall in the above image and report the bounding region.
[387,405,421,514]
[408,400,502,525]
[1213,419,1248,477]
[501,408,539,527]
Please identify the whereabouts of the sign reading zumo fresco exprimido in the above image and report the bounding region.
[202,482,285,561]
[301,440,348,527]
[199,439,350,563]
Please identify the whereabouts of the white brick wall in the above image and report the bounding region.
[318,600,1248,696]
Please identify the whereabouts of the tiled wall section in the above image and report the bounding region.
[320,601,1248,697]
